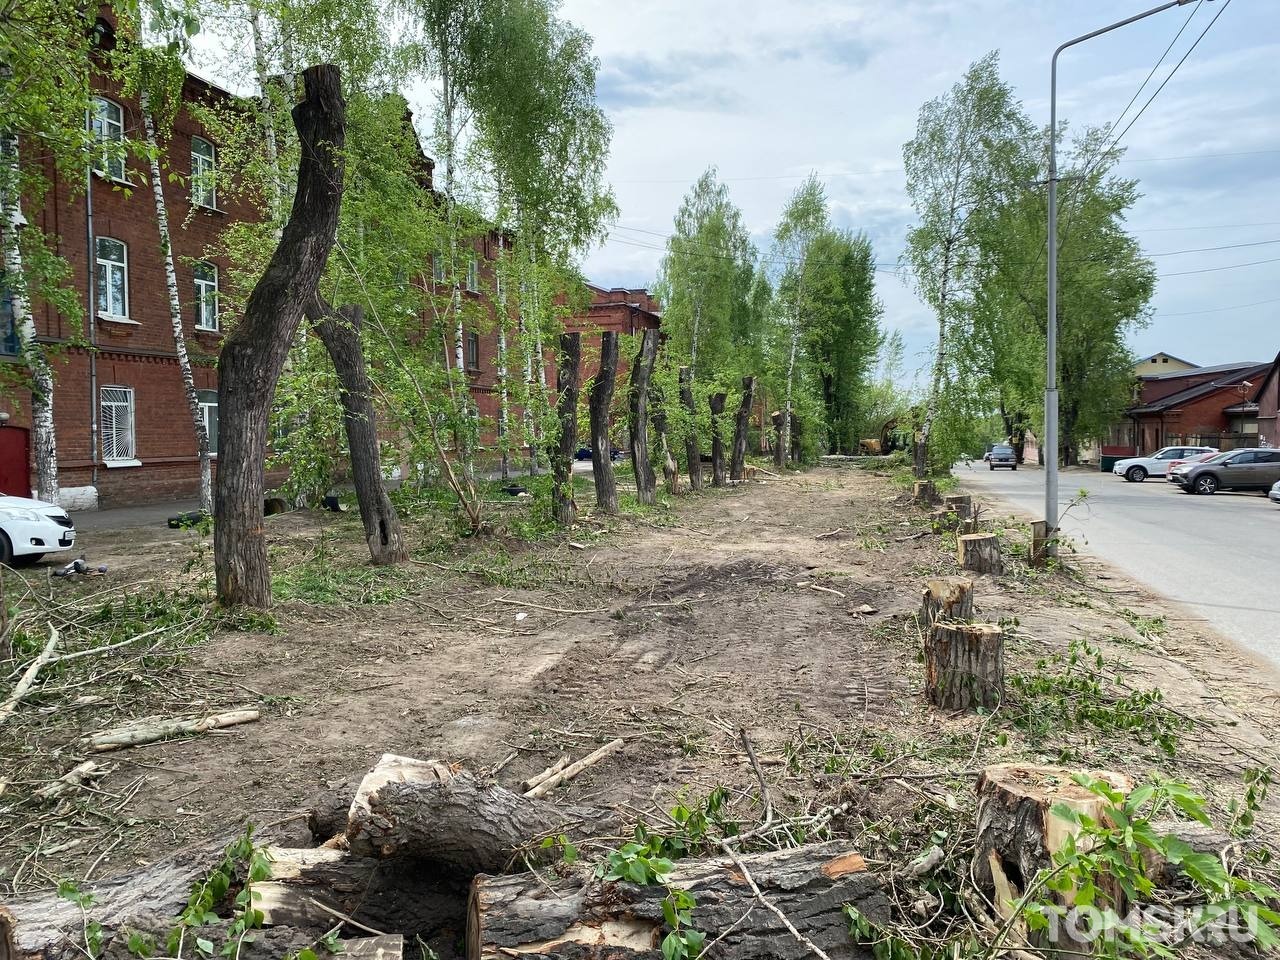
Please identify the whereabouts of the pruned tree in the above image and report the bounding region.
[215,64,346,607]
[730,375,755,480]
[678,365,702,490]
[628,330,658,506]
[588,331,619,514]
[551,331,580,526]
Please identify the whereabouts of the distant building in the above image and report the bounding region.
[1123,361,1270,452]
[1252,353,1279,447]
[1132,351,1197,375]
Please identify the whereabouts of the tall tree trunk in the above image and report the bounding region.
[690,300,700,378]
[496,234,510,481]
[248,2,283,222]
[782,320,799,464]
[215,64,345,607]
[652,398,679,496]
[730,375,754,481]
[551,333,580,527]
[821,372,836,455]
[709,391,727,487]
[0,134,58,502]
[772,411,785,468]
[307,298,407,565]
[627,330,658,506]
[588,331,618,514]
[141,97,213,516]
[678,366,702,490]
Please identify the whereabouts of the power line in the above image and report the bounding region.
[1128,220,1280,233]
[1157,296,1280,317]
[1158,255,1280,278]
[1105,0,1202,139]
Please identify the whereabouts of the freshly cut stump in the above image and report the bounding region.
[974,764,1134,949]
[468,841,888,959]
[346,754,620,873]
[924,623,1002,710]
[957,533,1002,575]
[919,576,973,630]
[942,494,972,522]
[912,480,937,504]
[1030,521,1054,568]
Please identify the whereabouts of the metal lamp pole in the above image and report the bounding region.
[1046,0,1200,534]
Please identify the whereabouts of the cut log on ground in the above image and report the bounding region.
[33,760,110,801]
[468,841,888,960]
[730,376,755,481]
[257,846,378,918]
[523,738,624,798]
[86,708,260,752]
[924,623,1002,711]
[1030,520,1054,568]
[345,754,620,873]
[957,533,1002,575]
[912,480,937,504]
[919,577,973,630]
[974,764,1134,951]
[520,755,570,793]
[1140,819,1241,888]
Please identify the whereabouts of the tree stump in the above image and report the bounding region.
[1030,520,1054,568]
[588,332,620,514]
[551,332,581,526]
[957,533,1002,575]
[627,330,659,506]
[730,376,755,480]
[974,764,1134,949]
[709,391,727,486]
[943,494,972,523]
[920,576,974,630]
[924,622,1002,710]
[468,841,888,960]
[678,366,702,490]
[912,479,937,504]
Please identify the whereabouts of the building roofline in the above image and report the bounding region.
[1251,351,1280,404]
[1134,351,1197,368]
[1130,363,1272,414]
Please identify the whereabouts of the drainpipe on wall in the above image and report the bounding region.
[85,132,98,490]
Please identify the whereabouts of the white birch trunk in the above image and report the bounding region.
[141,99,212,515]
[439,65,474,482]
[496,234,509,480]
[690,299,700,380]
[780,270,806,464]
[248,3,283,222]
[0,133,59,503]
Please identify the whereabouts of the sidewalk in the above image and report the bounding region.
[70,498,200,532]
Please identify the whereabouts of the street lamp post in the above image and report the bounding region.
[1045,0,1201,537]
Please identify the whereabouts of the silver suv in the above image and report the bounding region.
[1171,448,1280,495]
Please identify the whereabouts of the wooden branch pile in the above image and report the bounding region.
[1,752,888,960]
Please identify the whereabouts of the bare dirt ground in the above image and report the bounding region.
[3,463,1278,955]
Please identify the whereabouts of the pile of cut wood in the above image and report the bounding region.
[0,753,889,960]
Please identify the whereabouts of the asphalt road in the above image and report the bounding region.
[956,462,1280,667]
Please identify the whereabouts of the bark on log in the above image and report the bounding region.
[1140,820,1241,888]
[730,376,755,481]
[1030,521,1054,568]
[307,299,407,565]
[912,480,937,504]
[86,709,260,752]
[627,331,659,506]
[468,841,887,960]
[345,754,620,873]
[974,764,1134,950]
[957,533,1002,575]
[589,333,620,515]
[678,367,702,491]
[215,64,346,607]
[919,577,974,630]
[552,333,581,527]
[924,622,1002,710]
[709,392,728,487]
[770,411,785,468]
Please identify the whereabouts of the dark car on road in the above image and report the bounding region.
[988,444,1017,470]
[1171,447,1280,495]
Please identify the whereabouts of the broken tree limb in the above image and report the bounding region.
[33,760,110,801]
[523,738,624,799]
[0,626,58,728]
[919,576,974,630]
[924,623,1002,711]
[957,533,1002,575]
[85,708,260,752]
[519,755,570,794]
[345,754,619,872]
[468,841,888,960]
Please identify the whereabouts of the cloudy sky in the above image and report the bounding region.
[561,0,1279,383]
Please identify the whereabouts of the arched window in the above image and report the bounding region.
[92,97,125,181]
[191,136,216,208]
[193,261,219,331]
[95,237,128,319]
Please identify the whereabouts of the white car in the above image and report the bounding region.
[1271,479,1280,505]
[0,495,76,565]
[1112,445,1217,483]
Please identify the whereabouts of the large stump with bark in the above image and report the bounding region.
[468,842,887,959]
[924,623,1002,710]
[957,533,1002,575]
[919,576,974,630]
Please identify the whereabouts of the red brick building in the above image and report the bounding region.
[1125,360,1271,452]
[1252,353,1279,448]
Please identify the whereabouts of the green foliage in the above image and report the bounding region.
[272,539,411,605]
[166,826,269,958]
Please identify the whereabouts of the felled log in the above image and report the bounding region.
[924,622,1002,710]
[919,577,973,630]
[468,841,888,960]
[255,846,378,920]
[1140,820,1241,888]
[86,709,260,752]
[957,533,1002,575]
[346,754,620,873]
[974,764,1134,936]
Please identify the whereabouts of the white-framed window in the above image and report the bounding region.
[100,385,136,463]
[95,237,128,319]
[432,252,446,283]
[466,258,479,293]
[91,97,126,181]
[198,389,218,455]
[191,136,216,208]
[194,261,219,331]
[466,331,480,370]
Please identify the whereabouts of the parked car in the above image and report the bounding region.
[1164,450,1220,482]
[1271,479,1280,505]
[988,445,1017,470]
[0,495,76,565]
[1171,448,1280,495]
[1111,445,1217,482]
